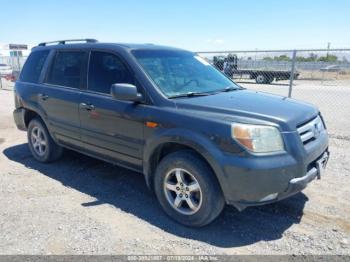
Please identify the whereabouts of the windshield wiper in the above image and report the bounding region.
[219,86,241,92]
[168,92,211,99]
[168,86,242,99]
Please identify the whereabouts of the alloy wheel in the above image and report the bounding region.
[163,168,202,215]
[31,126,47,156]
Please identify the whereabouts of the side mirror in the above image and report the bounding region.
[111,83,143,102]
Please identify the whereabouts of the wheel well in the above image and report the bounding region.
[147,142,214,190]
[24,109,39,127]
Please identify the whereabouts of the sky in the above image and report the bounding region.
[1,0,349,51]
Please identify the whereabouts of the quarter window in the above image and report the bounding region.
[47,51,85,88]
[88,51,133,94]
[20,50,49,83]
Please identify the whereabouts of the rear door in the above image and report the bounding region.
[15,50,50,126]
[79,50,144,170]
[41,50,88,148]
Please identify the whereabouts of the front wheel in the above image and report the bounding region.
[255,74,266,84]
[154,151,225,227]
[27,117,63,163]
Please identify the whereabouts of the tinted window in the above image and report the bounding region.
[47,51,85,88]
[20,50,49,83]
[88,51,133,94]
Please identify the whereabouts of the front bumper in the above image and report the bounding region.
[219,131,329,210]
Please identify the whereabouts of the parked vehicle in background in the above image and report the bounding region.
[320,65,347,73]
[0,64,12,76]
[4,70,20,82]
[13,39,329,227]
[213,54,299,84]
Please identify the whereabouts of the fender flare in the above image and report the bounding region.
[21,102,58,142]
[143,128,228,194]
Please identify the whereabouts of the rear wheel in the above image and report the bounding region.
[27,117,63,162]
[154,151,225,227]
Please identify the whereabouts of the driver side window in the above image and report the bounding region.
[88,51,133,94]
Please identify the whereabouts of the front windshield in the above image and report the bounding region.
[132,50,239,98]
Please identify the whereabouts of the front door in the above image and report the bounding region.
[79,51,144,170]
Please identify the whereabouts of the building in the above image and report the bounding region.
[0,44,33,70]
[0,43,33,57]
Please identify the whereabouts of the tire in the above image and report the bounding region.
[154,150,225,227]
[255,74,266,84]
[27,117,63,163]
[266,76,274,84]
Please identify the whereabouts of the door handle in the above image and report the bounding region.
[80,102,95,111]
[39,93,49,100]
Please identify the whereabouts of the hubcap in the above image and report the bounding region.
[257,75,265,83]
[31,126,47,156]
[163,168,202,215]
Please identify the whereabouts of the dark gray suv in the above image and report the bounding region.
[13,39,329,227]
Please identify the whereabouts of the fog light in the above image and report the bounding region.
[259,193,278,202]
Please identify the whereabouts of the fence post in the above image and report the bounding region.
[288,50,297,98]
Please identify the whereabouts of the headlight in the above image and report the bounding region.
[231,123,284,153]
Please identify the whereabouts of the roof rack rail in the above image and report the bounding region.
[38,38,98,46]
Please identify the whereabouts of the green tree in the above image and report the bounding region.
[274,55,291,61]
[309,53,318,61]
[318,55,338,62]
[296,53,318,62]
[263,56,273,61]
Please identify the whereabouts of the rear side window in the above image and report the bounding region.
[20,50,49,83]
[47,51,85,88]
[88,51,133,94]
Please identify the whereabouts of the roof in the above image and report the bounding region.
[32,40,187,52]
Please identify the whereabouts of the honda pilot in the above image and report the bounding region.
[13,39,329,227]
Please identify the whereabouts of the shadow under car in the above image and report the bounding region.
[3,143,308,248]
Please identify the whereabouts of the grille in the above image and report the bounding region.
[297,115,325,145]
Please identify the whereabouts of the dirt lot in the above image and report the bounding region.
[0,82,350,255]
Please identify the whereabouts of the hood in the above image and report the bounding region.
[174,90,318,131]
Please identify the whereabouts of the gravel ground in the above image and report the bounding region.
[0,85,349,255]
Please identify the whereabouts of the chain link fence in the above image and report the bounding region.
[198,49,350,138]
[1,49,350,138]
